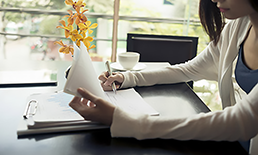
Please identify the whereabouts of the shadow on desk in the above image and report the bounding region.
[19,129,247,155]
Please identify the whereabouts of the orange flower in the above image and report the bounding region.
[74,7,88,25]
[69,29,83,41]
[78,21,98,35]
[56,20,71,38]
[64,0,74,6]
[75,33,95,51]
[65,0,86,10]
[74,0,86,8]
[75,32,86,47]
[57,21,82,42]
[83,36,96,50]
[56,0,97,54]
[54,40,74,55]
[63,10,75,26]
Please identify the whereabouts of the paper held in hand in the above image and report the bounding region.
[63,42,159,115]
[63,42,107,100]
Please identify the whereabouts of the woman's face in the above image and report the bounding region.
[211,0,257,19]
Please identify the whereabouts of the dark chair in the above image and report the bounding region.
[126,33,198,88]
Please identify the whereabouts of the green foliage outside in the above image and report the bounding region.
[39,15,61,35]
[2,0,66,23]
[2,0,113,34]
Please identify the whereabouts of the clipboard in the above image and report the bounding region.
[17,92,109,137]
[23,100,38,119]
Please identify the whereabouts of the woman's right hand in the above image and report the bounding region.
[98,71,124,91]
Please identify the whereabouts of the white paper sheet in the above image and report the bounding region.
[30,89,158,124]
[63,42,108,100]
[105,89,159,116]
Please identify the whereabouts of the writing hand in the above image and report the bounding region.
[98,71,124,91]
[69,88,115,126]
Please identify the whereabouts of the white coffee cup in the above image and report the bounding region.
[118,52,140,70]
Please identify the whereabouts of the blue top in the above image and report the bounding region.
[235,43,258,94]
[235,43,258,152]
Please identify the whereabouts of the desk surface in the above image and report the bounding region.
[0,60,247,155]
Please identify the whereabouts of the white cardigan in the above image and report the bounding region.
[111,16,258,154]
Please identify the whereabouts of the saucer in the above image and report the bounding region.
[110,62,146,71]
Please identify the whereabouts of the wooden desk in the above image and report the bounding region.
[0,61,247,155]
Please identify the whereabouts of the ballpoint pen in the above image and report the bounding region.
[105,61,117,94]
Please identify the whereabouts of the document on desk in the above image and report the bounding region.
[105,88,158,115]
[28,89,158,127]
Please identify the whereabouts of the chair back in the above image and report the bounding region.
[127,33,198,65]
[126,33,198,88]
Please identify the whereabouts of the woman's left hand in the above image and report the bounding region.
[69,87,115,126]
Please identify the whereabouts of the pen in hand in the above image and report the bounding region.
[105,61,117,94]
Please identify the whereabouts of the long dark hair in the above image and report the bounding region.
[199,0,225,45]
[199,0,258,45]
[250,0,258,12]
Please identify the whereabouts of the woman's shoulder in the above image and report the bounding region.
[223,16,250,34]
[218,16,250,46]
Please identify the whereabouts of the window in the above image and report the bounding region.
[0,0,221,111]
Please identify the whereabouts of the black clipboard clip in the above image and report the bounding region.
[23,100,38,119]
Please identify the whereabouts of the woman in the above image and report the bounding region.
[69,0,258,154]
